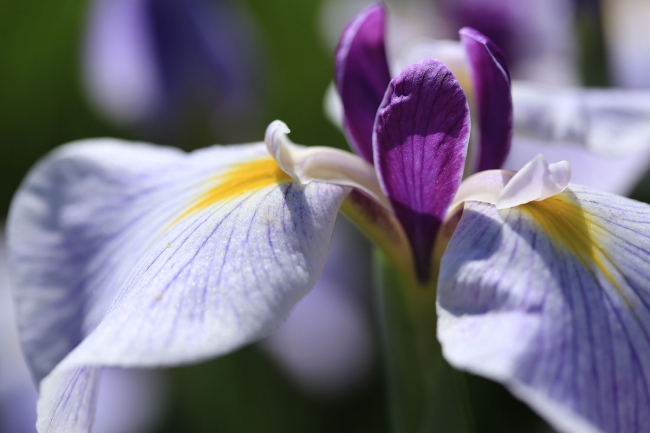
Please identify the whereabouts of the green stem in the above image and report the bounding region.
[373,248,475,433]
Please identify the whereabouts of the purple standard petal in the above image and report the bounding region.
[438,187,650,433]
[335,3,391,163]
[460,27,513,172]
[374,60,470,282]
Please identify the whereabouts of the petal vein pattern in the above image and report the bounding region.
[7,139,348,433]
[438,186,650,433]
[374,60,470,283]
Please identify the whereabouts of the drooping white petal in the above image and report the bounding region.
[7,138,348,432]
[496,154,570,209]
[265,120,390,208]
[438,186,650,433]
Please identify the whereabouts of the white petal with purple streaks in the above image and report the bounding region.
[438,186,650,433]
[7,139,348,433]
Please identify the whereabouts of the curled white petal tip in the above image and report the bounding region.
[496,154,571,210]
[263,121,391,209]
[265,119,290,147]
[265,120,300,182]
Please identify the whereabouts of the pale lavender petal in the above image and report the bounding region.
[0,229,38,433]
[374,60,470,282]
[8,142,185,383]
[0,226,166,433]
[7,139,348,432]
[438,187,650,433]
[335,3,391,163]
[460,27,513,172]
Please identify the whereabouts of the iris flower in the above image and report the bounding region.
[8,5,650,433]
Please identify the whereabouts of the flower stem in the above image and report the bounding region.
[372,248,475,433]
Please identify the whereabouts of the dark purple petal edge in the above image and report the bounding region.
[335,3,392,164]
[460,27,513,172]
[373,59,470,282]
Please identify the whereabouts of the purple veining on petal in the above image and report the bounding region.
[335,3,391,164]
[438,187,650,433]
[373,60,470,282]
[460,27,513,172]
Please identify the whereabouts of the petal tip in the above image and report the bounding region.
[334,2,391,163]
[496,154,571,209]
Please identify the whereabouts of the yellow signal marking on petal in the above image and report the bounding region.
[169,157,291,228]
[520,193,627,302]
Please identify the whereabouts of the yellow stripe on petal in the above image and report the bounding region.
[170,157,291,227]
[520,193,625,300]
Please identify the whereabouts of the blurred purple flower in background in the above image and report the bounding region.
[0,227,168,433]
[438,0,578,84]
[320,0,578,85]
[83,0,265,144]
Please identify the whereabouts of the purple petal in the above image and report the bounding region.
[460,27,513,172]
[438,187,650,433]
[374,60,470,282]
[335,3,391,163]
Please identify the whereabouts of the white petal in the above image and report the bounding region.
[265,120,389,208]
[496,154,570,209]
[7,138,348,432]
